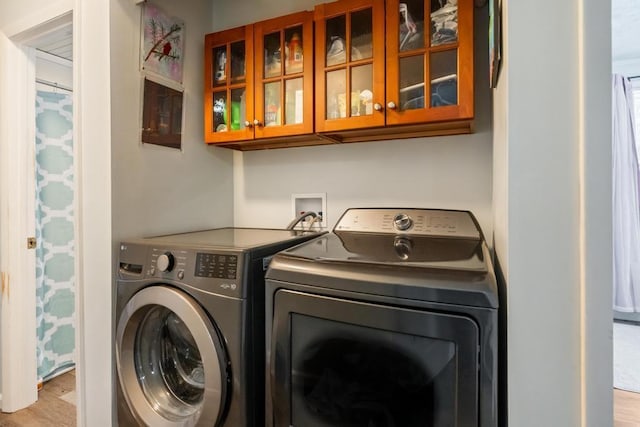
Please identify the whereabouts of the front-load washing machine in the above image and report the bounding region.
[265,208,500,427]
[116,227,323,427]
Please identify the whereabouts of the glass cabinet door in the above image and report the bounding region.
[315,0,386,132]
[386,0,473,125]
[254,11,314,139]
[204,26,254,143]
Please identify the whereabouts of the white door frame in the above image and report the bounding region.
[0,0,113,425]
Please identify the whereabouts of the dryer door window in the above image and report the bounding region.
[270,289,479,427]
[117,286,229,426]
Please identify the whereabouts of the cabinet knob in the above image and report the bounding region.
[387,101,397,110]
[253,119,263,127]
[244,120,253,128]
[373,103,383,112]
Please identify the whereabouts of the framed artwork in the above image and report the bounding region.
[141,2,185,84]
[141,77,184,149]
[489,0,502,88]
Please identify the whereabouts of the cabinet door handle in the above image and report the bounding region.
[387,101,397,110]
[373,103,383,112]
[244,120,253,128]
[253,119,263,127]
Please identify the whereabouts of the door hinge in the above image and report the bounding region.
[27,237,37,249]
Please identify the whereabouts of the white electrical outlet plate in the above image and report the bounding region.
[291,193,327,229]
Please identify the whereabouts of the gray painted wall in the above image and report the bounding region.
[493,0,612,425]
[213,0,495,240]
[111,0,234,244]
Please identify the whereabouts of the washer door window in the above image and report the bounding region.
[117,286,229,426]
[270,290,480,427]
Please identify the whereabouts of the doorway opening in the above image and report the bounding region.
[612,1,640,424]
[34,45,76,389]
[0,14,78,425]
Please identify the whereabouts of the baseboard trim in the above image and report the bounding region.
[614,310,640,325]
[614,318,640,326]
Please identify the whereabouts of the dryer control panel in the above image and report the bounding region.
[334,208,481,239]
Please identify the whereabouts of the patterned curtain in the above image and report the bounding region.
[35,90,75,382]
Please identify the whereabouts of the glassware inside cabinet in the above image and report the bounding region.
[399,55,425,111]
[285,78,303,125]
[264,32,282,78]
[350,8,373,61]
[213,92,227,132]
[351,64,373,116]
[430,49,457,107]
[326,15,347,67]
[230,41,246,83]
[430,0,458,47]
[264,81,282,127]
[285,26,304,75]
[399,0,425,52]
[230,88,246,131]
[326,69,347,119]
[213,46,227,86]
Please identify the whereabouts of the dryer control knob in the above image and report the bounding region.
[157,252,175,272]
[393,213,413,231]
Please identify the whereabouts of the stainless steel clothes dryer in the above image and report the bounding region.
[265,208,500,427]
[116,228,323,427]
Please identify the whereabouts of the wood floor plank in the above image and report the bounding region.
[1,370,638,426]
[0,370,76,427]
[615,388,640,427]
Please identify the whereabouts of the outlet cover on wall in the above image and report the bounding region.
[291,193,327,229]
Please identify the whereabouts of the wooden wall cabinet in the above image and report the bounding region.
[204,11,323,149]
[205,0,475,150]
[315,0,474,143]
[204,25,254,144]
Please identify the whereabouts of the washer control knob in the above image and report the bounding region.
[393,213,413,231]
[394,237,413,260]
[156,252,175,272]
[177,270,185,280]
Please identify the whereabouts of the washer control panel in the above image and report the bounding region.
[194,253,238,280]
[334,208,481,239]
[150,248,187,277]
[118,243,244,298]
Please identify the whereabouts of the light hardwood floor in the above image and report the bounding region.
[615,388,640,427]
[0,372,637,426]
[0,370,76,427]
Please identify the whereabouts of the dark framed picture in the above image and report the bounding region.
[489,0,502,88]
[141,77,183,149]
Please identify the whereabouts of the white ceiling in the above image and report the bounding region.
[613,0,640,62]
[21,1,638,67]
[30,23,72,61]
